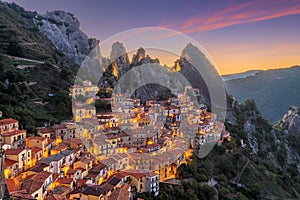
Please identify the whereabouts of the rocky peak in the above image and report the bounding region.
[132,47,146,65]
[280,106,300,134]
[110,42,130,78]
[43,10,79,30]
[34,10,98,65]
[180,43,206,64]
[131,48,159,66]
[110,42,129,63]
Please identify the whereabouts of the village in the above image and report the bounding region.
[0,81,231,200]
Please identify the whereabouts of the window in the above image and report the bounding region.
[35,193,38,198]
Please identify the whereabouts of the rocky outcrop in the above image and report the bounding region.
[280,106,300,134]
[34,10,98,65]
[110,42,130,78]
[177,43,221,105]
[131,47,159,66]
[100,43,221,104]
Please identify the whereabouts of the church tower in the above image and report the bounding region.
[0,137,10,200]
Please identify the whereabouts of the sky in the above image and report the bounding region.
[5,0,300,75]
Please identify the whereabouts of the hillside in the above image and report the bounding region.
[1,2,300,199]
[139,99,300,200]
[0,2,79,132]
[225,66,300,123]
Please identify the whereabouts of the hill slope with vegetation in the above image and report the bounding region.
[225,66,300,123]
[139,98,300,200]
[0,2,79,132]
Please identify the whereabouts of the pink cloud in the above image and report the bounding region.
[159,0,300,34]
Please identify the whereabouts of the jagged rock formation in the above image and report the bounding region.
[110,42,130,78]
[101,43,215,104]
[131,47,159,66]
[279,106,300,134]
[34,10,98,65]
[177,43,213,104]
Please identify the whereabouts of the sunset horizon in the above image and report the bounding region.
[5,0,300,75]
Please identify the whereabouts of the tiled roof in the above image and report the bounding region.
[100,157,118,166]
[27,136,47,141]
[56,178,74,185]
[31,147,43,154]
[5,148,24,155]
[66,168,82,175]
[1,129,25,137]
[53,124,67,130]
[4,158,18,168]
[6,179,17,192]
[38,127,54,133]
[0,118,18,125]
[109,183,130,200]
[21,171,52,194]
[10,190,36,200]
[76,179,87,188]
[121,169,158,179]
[27,163,49,173]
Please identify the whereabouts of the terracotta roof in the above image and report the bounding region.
[76,157,92,164]
[66,169,81,175]
[53,124,68,130]
[4,158,18,168]
[0,118,18,125]
[31,147,43,154]
[21,171,52,194]
[145,143,160,149]
[105,131,129,139]
[6,179,17,192]
[1,129,25,137]
[37,127,54,133]
[100,157,118,166]
[106,127,121,131]
[122,169,158,179]
[76,179,87,188]
[48,138,55,144]
[51,185,71,196]
[109,183,130,200]
[27,163,49,173]
[27,136,47,141]
[56,178,74,185]
[91,162,107,171]
[10,190,36,200]
[72,184,106,196]
[5,148,24,155]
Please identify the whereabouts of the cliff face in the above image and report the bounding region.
[110,42,130,78]
[220,99,300,199]
[0,2,78,131]
[101,43,214,103]
[279,106,300,135]
[35,10,98,65]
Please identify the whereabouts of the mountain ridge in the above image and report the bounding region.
[225,65,300,123]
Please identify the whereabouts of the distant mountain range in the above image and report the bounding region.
[224,66,300,123]
[222,70,262,81]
